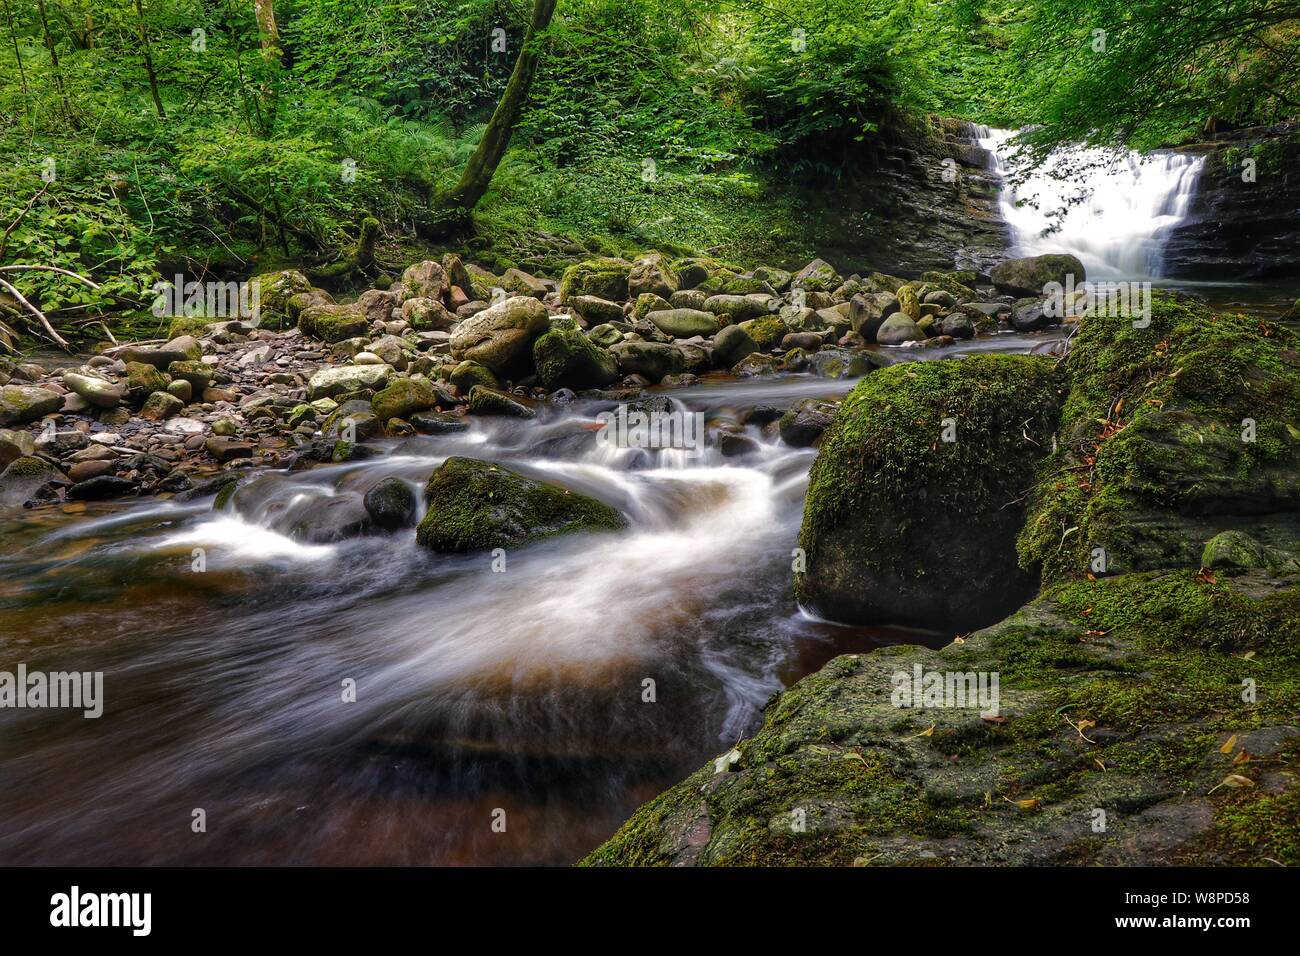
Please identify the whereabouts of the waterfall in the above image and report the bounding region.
[974,126,1205,280]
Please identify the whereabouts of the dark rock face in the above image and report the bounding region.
[801,118,1008,276]
[1162,126,1300,279]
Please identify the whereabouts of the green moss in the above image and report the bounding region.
[737,315,789,350]
[532,321,618,391]
[795,354,1063,628]
[1019,293,1300,583]
[558,257,632,303]
[415,456,626,552]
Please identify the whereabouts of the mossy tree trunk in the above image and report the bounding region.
[132,0,166,120]
[434,0,558,228]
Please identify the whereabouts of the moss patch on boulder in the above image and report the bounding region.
[795,354,1062,631]
[415,456,626,552]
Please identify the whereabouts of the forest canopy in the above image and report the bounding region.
[1,0,1297,321]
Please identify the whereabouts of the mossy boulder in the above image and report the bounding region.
[467,385,536,418]
[738,315,789,351]
[371,377,436,424]
[587,570,1300,866]
[448,360,498,396]
[125,362,171,406]
[251,269,312,326]
[448,295,550,377]
[647,308,719,339]
[559,257,632,304]
[0,385,63,426]
[628,252,679,300]
[570,295,625,325]
[792,258,842,293]
[299,304,369,343]
[609,341,683,382]
[415,457,626,552]
[0,455,66,507]
[533,319,618,391]
[1018,293,1300,583]
[795,354,1062,631]
[990,254,1085,297]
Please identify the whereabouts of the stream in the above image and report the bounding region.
[0,336,1061,865]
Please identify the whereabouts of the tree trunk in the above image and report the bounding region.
[252,0,281,134]
[35,0,75,124]
[437,0,558,220]
[133,0,166,120]
[1,0,28,98]
[253,0,280,61]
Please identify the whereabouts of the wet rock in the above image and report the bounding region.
[166,378,193,402]
[646,308,718,339]
[124,362,171,405]
[990,253,1085,297]
[67,475,137,501]
[781,331,825,352]
[363,476,417,531]
[140,391,184,421]
[68,459,114,483]
[467,385,536,418]
[205,437,256,462]
[449,295,550,376]
[1011,297,1051,332]
[306,364,391,401]
[410,411,470,434]
[939,313,976,339]
[415,456,625,552]
[586,323,624,348]
[778,400,836,447]
[62,371,122,409]
[533,319,618,391]
[402,296,456,331]
[0,455,66,507]
[703,294,775,323]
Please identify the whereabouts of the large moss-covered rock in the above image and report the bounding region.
[251,269,312,326]
[371,377,436,424]
[1019,293,1300,583]
[298,304,368,343]
[795,354,1062,631]
[415,457,626,552]
[627,252,679,300]
[792,258,842,293]
[587,571,1300,866]
[533,319,618,391]
[449,295,550,376]
[559,257,632,303]
[989,254,1085,297]
[610,341,683,382]
[0,385,63,426]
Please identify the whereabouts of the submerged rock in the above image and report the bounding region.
[363,477,417,531]
[415,456,625,552]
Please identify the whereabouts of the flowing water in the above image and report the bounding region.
[976,126,1205,280]
[0,336,1060,865]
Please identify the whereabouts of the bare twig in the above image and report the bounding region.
[0,276,71,348]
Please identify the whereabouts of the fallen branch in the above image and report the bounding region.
[0,276,71,349]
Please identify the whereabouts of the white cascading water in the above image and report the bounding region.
[975,126,1204,280]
